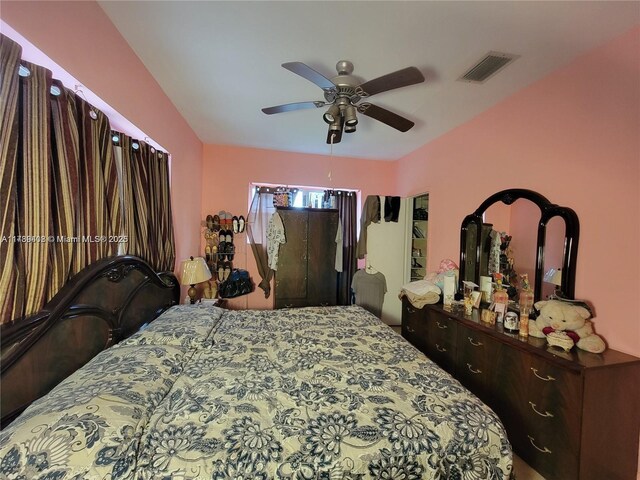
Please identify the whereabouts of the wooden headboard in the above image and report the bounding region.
[0,255,179,428]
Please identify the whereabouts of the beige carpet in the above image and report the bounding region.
[514,454,545,479]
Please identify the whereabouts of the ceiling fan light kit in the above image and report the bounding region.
[327,117,344,145]
[323,104,340,124]
[263,60,425,144]
[344,104,358,127]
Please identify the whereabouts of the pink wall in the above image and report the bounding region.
[0,1,204,273]
[201,144,396,309]
[397,26,640,357]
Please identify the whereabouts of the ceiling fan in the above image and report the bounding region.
[262,60,425,144]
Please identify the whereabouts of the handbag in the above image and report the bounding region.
[220,269,254,298]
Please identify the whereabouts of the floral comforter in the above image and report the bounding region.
[0,305,512,479]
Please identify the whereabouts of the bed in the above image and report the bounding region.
[0,256,512,479]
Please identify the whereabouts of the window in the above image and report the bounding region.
[292,189,327,208]
[250,184,346,210]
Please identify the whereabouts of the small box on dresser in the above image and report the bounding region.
[401,298,640,480]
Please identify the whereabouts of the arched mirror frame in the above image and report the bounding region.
[459,188,579,302]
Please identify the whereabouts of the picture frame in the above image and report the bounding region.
[471,291,482,308]
[494,302,507,323]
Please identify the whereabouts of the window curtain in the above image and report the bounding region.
[0,34,174,325]
[328,190,357,305]
[247,186,276,298]
[112,132,175,271]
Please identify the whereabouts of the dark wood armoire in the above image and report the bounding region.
[274,208,338,308]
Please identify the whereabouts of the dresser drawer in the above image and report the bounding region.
[401,300,427,351]
[456,324,500,401]
[510,426,579,480]
[517,357,582,479]
[526,357,582,417]
[425,310,457,373]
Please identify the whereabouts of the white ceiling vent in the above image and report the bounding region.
[459,51,519,83]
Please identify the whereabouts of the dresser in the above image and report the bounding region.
[402,299,640,480]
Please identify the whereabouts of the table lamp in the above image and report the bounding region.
[544,268,563,298]
[180,256,212,304]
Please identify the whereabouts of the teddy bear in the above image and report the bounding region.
[529,299,606,353]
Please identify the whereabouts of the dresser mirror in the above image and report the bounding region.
[459,189,579,302]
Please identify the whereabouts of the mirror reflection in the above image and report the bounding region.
[541,216,566,299]
[484,199,539,299]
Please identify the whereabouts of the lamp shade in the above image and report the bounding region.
[180,257,212,286]
[550,269,562,287]
[544,268,562,286]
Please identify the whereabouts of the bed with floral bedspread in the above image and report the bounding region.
[0,305,512,479]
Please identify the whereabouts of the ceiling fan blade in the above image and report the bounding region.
[282,62,336,91]
[357,66,425,97]
[357,103,415,132]
[262,101,325,115]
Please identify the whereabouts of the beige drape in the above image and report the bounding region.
[247,187,277,298]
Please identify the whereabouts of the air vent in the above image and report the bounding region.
[459,51,519,83]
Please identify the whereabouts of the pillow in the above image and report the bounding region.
[118,305,224,349]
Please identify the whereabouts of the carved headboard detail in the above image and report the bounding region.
[0,255,179,428]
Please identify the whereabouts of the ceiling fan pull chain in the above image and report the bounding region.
[328,134,334,182]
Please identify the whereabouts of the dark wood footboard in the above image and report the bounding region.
[1,255,179,428]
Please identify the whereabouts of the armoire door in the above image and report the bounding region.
[275,209,309,307]
[307,210,338,306]
[275,208,338,308]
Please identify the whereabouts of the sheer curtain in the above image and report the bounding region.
[247,186,276,298]
[0,34,174,325]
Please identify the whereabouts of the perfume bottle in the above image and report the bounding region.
[519,274,534,337]
[492,273,508,323]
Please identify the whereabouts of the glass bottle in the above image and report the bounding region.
[492,273,509,305]
[492,273,508,324]
[519,274,534,337]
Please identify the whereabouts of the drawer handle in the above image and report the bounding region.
[436,321,448,329]
[528,401,554,418]
[406,326,416,333]
[531,368,556,382]
[468,337,483,347]
[527,435,552,454]
[466,363,482,374]
[436,344,447,353]
[406,306,416,314]
[285,304,294,308]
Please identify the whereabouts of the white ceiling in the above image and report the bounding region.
[99,1,640,161]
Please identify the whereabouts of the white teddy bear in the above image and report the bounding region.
[529,299,606,354]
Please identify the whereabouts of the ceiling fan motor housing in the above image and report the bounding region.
[326,60,362,104]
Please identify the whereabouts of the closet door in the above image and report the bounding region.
[275,210,309,308]
[307,210,338,306]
